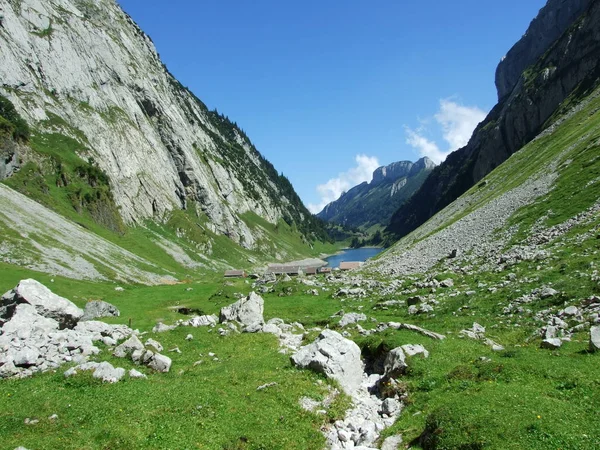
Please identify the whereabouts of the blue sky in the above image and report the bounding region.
[118,0,546,212]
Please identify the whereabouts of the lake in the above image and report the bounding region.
[324,247,385,268]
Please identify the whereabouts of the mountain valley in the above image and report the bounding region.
[1,0,600,449]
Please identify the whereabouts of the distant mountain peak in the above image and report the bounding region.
[317,157,436,229]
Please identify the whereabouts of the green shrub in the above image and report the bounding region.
[0,94,30,141]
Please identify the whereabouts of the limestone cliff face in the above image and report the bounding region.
[0,0,317,248]
[495,0,592,101]
[317,157,435,230]
[388,0,600,239]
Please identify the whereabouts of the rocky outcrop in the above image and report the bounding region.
[0,137,22,181]
[371,161,413,185]
[290,330,364,394]
[81,300,120,321]
[317,157,436,229]
[219,292,265,332]
[388,0,600,239]
[495,0,593,101]
[291,330,433,449]
[0,280,134,379]
[1,279,83,328]
[0,0,324,251]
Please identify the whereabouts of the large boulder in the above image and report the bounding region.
[219,292,264,332]
[383,347,407,378]
[81,300,120,320]
[148,353,171,373]
[1,279,83,328]
[290,329,364,394]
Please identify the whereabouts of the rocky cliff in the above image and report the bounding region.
[317,157,435,230]
[495,0,592,101]
[0,0,325,251]
[388,0,600,239]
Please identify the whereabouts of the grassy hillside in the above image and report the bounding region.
[2,80,595,449]
[2,40,600,450]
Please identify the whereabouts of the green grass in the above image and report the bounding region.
[2,70,600,450]
[0,193,599,449]
[0,329,346,450]
[0,265,353,449]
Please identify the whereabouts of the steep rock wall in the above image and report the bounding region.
[495,0,592,101]
[0,0,313,248]
[388,0,600,238]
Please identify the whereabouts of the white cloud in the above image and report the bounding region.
[406,99,486,164]
[405,127,448,165]
[435,99,487,150]
[308,154,380,214]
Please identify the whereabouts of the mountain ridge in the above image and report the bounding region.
[387,0,600,239]
[317,156,436,230]
[0,0,329,276]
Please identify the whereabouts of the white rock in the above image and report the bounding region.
[381,435,403,450]
[129,369,147,379]
[184,315,218,327]
[540,287,558,298]
[440,278,454,288]
[92,361,125,383]
[113,335,144,358]
[219,292,264,332]
[339,312,367,328]
[148,353,172,373]
[152,322,177,333]
[380,398,402,416]
[290,329,364,394]
[2,279,83,328]
[383,347,407,377]
[562,306,579,316]
[2,304,59,339]
[401,344,429,358]
[81,300,120,320]
[145,338,163,352]
[590,326,600,352]
[63,367,77,378]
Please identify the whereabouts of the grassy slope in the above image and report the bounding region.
[364,87,600,448]
[1,88,599,450]
[1,102,337,281]
[0,264,352,450]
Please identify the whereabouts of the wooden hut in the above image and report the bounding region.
[224,269,246,278]
[304,267,318,276]
[267,264,301,276]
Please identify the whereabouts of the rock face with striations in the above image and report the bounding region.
[388,0,600,239]
[495,0,593,101]
[0,0,322,250]
[317,157,436,229]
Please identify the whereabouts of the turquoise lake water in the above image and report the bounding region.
[324,247,384,268]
